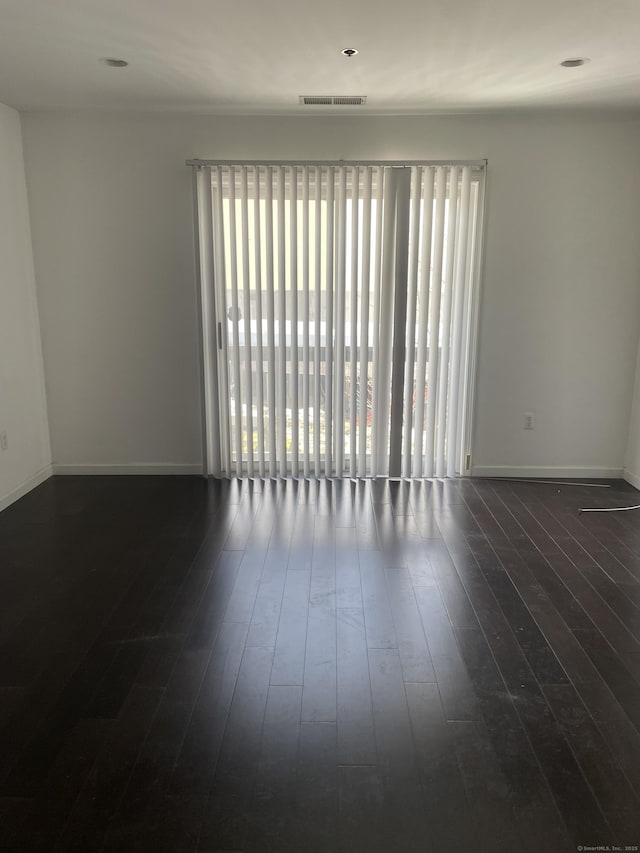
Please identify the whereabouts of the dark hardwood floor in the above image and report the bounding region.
[1,474,640,852]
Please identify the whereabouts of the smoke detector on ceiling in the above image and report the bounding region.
[101,58,129,67]
[560,57,590,67]
[299,95,367,106]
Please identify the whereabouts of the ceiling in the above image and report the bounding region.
[1,0,639,113]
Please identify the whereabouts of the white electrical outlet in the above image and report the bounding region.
[523,412,535,430]
[0,430,7,451]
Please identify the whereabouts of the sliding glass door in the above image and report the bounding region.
[191,160,485,479]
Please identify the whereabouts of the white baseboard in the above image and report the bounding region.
[52,463,203,476]
[0,464,53,512]
[471,465,623,480]
[623,469,640,491]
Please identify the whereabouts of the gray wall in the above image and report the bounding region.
[0,103,50,507]
[21,111,640,476]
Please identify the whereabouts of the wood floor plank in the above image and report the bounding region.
[53,685,164,853]
[296,722,338,852]
[196,644,273,852]
[454,626,576,853]
[446,495,570,686]
[223,514,276,625]
[102,646,212,852]
[336,607,376,764]
[288,500,316,573]
[452,719,526,853]
[0,687,25,730]
[3,475,640,851]
[301,519,337,722]
[367,648,431,853]
[384,568,436,682]
[245,506,297,648]
[0,797,33,853]
[543,683,640,842]
[119,795,207,853]
[270,569,311,686]
[572,628,640,731]
[427,536,480,630]
[494,490,640,670]
[338,765,387,853]
[405,682,475,852]
[598,716,640,797]
[244,685,302,853]
[10,718,112,852]
[413,584,481,721]
[169,620,249,798]
[360,552,398,649]
[334,526,362,609]
[0,640,130,796]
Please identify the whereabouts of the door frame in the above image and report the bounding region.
[189,158,488,479]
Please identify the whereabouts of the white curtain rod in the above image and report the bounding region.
[186,158,487,169]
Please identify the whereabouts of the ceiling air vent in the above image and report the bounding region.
[299,95,367,106]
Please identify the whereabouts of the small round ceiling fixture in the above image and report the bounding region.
[341,48,358,58]
[101,58,129,67]
[560,57,590,67]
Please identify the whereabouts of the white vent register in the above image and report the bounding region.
[299,95,367,106]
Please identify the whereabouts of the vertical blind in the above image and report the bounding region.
[192,161,485,479]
